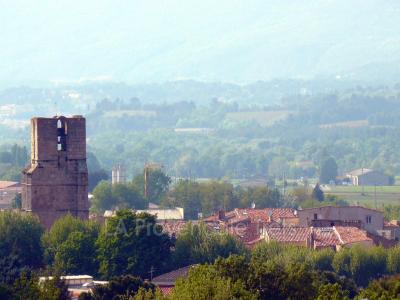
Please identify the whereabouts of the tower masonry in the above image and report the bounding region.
[22,115,88,229]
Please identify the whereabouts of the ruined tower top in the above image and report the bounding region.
[30,115,86,163]
[22,115,88,229]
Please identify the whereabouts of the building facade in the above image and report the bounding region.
[22,116,89,229]
[297,206,384,235]
[345,168,390,186]
[111,164,126,185]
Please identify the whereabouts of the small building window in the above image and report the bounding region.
[366,215,372,224]
[314,213,318,220]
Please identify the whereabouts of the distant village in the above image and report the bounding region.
[0,115,397,299]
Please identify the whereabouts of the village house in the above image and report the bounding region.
[297,206,384,235]
[104,207,184,221]
[262,226,373,250]
[203,208,299,247]
[345,168,391,186]
[151,265,194,296]
[39,275,107,300]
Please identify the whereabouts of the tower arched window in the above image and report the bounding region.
[57,119,67,151]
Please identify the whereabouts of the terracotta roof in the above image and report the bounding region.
[266,227,311,243]
[265,225,371,248]
[313,227,341,248]
[334,226,372,244]
[152,265,193,285]
[346,168,373,176]
[228,222,262,245]
[0,181,19,189]
[234,208,297,223]
[203,210,236,222]
[204,208,297,224]
[158,286,174,296]
[299,205,383,214]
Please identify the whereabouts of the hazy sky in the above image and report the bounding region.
[1,0,399,86]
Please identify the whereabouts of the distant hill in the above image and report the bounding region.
[1,0,400,86]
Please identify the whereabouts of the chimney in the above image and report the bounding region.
[218,209,225,221]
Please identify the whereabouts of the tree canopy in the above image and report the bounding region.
[0,211,44,284]
[96,209,172,279]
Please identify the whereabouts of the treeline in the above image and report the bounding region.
[168,244,400,300]
[91,171,284,218]
[0,144,28,181]
[1,210,400,299]
[84,83,400,179]
[0,210,242,298]
[91,170,350,219]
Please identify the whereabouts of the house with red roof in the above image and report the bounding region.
[151,265,194,296]
[263,226,373,250]
[203,208,299,247]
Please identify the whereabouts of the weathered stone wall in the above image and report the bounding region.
[22,116,88,229]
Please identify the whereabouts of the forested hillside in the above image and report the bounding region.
[1,80,399,181]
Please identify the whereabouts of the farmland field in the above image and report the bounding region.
[319,119,369,129]
[326,185,400,208]
[225,111,292,127]
[104,110,157,118]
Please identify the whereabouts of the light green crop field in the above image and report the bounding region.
[225,111,292,127]
[104,110,157,118]
[327,185,400,208]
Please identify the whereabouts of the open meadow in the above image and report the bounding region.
[326,185,400,208]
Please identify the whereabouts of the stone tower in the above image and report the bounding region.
[22,115,88,229]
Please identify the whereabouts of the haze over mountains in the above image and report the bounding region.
[1,0,400,88]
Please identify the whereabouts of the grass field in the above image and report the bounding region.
[319,119,369,129]
[327,185,400,208]
[104,110,157,118]
[225,111,292,127]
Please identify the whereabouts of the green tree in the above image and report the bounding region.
[238,186,282,208]
[198,181,238,215]
[170,265,256,300]
[80,275,155,300]
[172,222,246,268]
[319,157,338,184]
[165,179,202,220]
[12,273,70,300]
[91,180,115,212]
[91,181,147,212]
[133,169,171,204]
[316,283,349,300]
[213,255,250,285]
[312,183,325,202]
[387,246,400,274]
[248,260,316,300]
[357,275,400,300]
[42,214,99,275]
[96,210,171,279]
[0,211,44,284]
[312,248,334,272]
[54,231,99,276]
[112,183,147,209]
